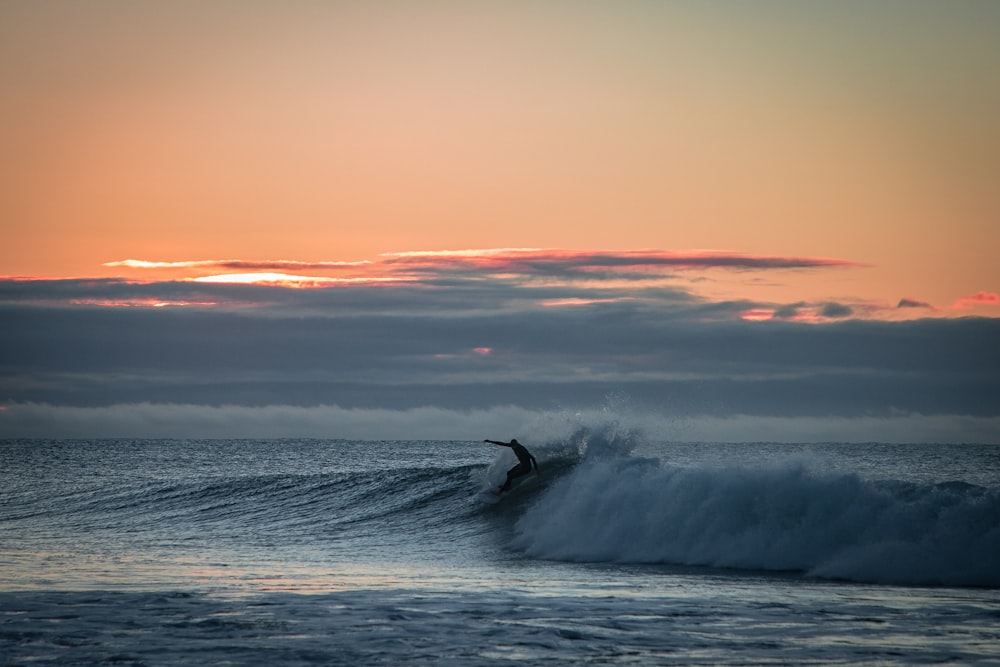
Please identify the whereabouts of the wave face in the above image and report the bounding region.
[1,433,602,571]
[511,455,1000,587]
[7,461,485,559]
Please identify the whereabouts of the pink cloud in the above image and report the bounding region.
[739,309,775,321]
[538,297,632,307]
[953,291,999,309]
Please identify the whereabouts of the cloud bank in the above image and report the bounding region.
[2,403,997,444]
[2,249,997,441]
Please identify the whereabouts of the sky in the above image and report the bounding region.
[1,1,998,442]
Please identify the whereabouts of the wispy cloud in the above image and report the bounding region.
[380,248,862,279]
[2,250,985,329]
[107,248,861,285]
[88,249,867,308]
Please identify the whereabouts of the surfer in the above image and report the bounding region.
[484,439,539,493]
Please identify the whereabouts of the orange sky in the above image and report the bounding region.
[2,1,998,315]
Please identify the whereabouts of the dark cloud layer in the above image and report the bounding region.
[2,269,997,426]
[2,250,997,443]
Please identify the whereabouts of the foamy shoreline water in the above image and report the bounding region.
[4,575,999,666]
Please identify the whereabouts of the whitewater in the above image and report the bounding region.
[2,423,999,665]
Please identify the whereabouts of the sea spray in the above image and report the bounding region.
[481,419,641,490]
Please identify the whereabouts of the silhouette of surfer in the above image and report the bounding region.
[484,439,539,494]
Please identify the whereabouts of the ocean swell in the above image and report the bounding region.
[511,458,1000,587]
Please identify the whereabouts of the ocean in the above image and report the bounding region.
[2,423,999,665]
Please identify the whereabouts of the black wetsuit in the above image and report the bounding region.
[486,440,538,492]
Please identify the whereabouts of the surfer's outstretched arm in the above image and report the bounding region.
[484,439,510,447]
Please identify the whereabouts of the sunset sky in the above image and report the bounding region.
[2,1,998,441]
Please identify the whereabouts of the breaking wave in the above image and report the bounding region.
[511,453,1000,587]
